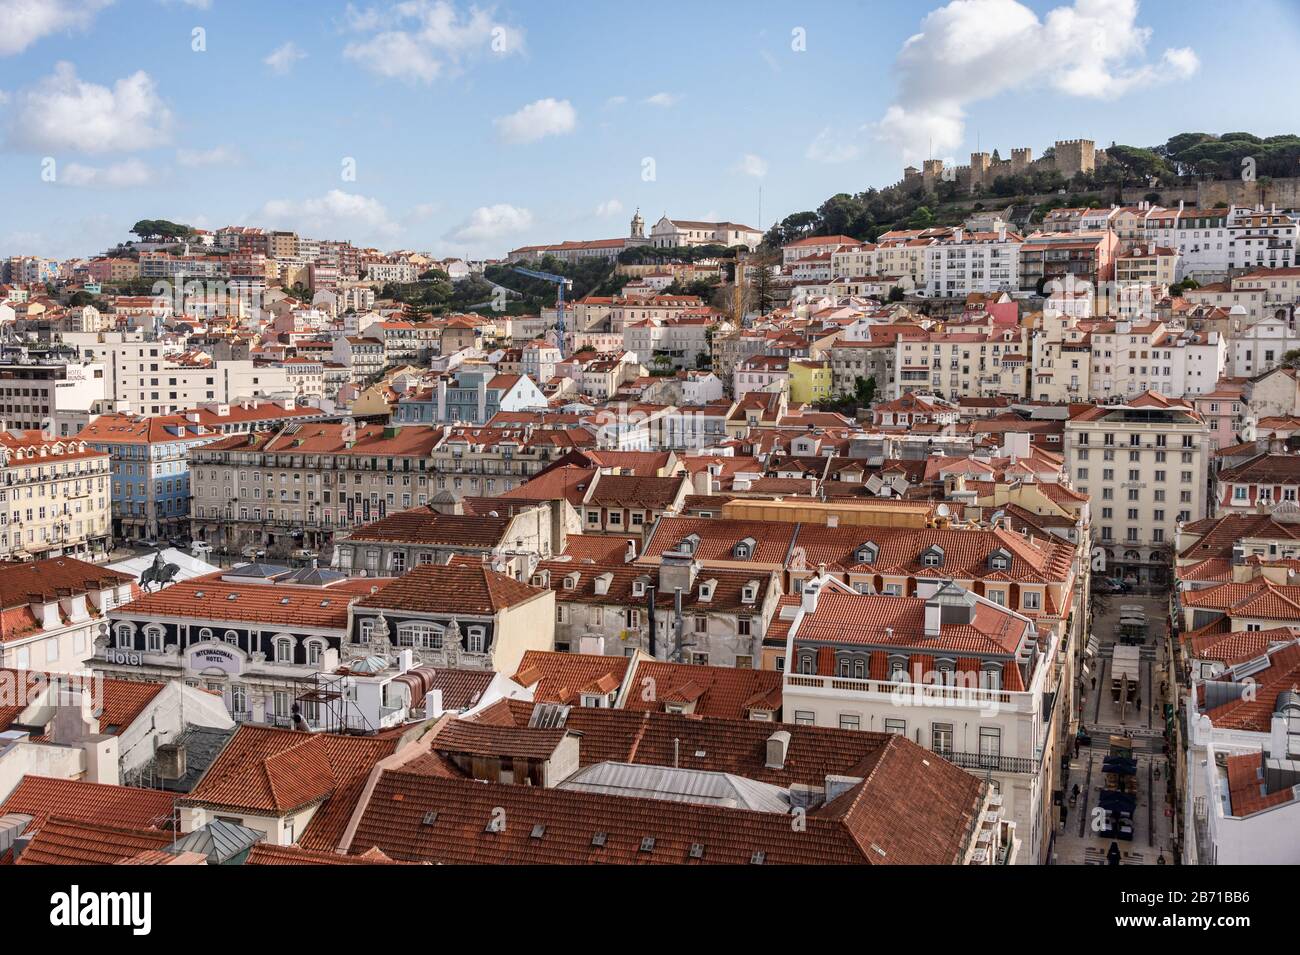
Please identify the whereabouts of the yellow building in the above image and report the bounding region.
[0,432,112,562]
[788,359,833,404]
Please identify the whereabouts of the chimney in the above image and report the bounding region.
[766,730,791,770]
[398,648,414,674]
[801,577,821,613]
[549,499,567,557]
[155,742,187,782]
[423,688,445,719]
[924,598,942,637]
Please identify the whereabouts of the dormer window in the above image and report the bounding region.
[698,580,716,601]
[988,548,1011,571]
[855,541,879,564]
[680,533,700,555]
[921,545,945,568]
[741,583,757,604]
[564,573,578,590]
[733,536,755,560]
[632,579,646,597]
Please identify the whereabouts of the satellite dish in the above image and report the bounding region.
[936,503,951,518]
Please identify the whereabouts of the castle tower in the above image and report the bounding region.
[630,208,645,239]
[1010,148,1032,175]
[922,158,944,191]
[1055,140,1096,179]
[969,152,991,192]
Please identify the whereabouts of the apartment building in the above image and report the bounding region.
[0,557,135,672]
[893,326,1029,400]
[77,400,324,543]
[0,431,112,563]
[1018,230,1116,293]
[0,357,108,436]
[925,228,1022,298]
[331,502,561,581]
[622,315,715,371]
[426,424,597,497]
[349,563,555,677]
[1227,206,1297,274]
[392,367,547,426]
[73,341,292,416]
[1065,392,1209,585]
[188,421,444,556]
[779,575,1058,864]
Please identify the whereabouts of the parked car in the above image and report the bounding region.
[291,549,318,561]
[241,545,266,560]
[140,538,160,549]
[190,541,213,556]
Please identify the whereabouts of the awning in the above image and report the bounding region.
[1098,790,1137,812]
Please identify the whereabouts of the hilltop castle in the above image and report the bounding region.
[899,139,1111,194]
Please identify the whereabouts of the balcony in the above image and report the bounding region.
[784,672,1035,713]
[935,748,1038,775]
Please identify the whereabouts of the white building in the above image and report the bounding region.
[925,227,1022,298]
[780,576,1053,864]
[649,217,762,251]
[1064,392,1209,585]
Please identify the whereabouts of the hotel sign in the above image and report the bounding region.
[103,648,144,666]
[188,644,242,676]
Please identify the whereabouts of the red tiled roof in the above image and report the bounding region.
[343,508,514,547]
[355,564,546,616]
[114,574,381,629]
[14,818,172,866]
[246,844,406,865]
[181,724,397,826]
[349,719,983,865]
[1206,643,1300,732]
[512,650,631,706]
[0,776,175,830]
[622,661,782,719]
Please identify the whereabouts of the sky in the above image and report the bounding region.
[1,0,1297,261]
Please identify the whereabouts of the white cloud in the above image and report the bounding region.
[255,190,400,241]
[264,41,307,75]
[342,0,524,84]
[735,153,768,178]
[805,125,865,164]
[494,98,575,144]
[594,199,623,217]
[445,203,532,244]
[603,95,626,109]
[59,158,152,188]
[0,0,112,57]
[6,62,172,153]
[643,92,680,107]
[875,0,1200,161]
[176,145,240,167]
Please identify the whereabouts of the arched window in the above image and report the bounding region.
[397,622,442,649]
[224,630,239,645]
[114,623,134,649]
[466,626,486,654]
[144,625,164,653]
[274,637,293,664]
[306,640,324,666]
[198,627,214,642]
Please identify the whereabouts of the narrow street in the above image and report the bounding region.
[1052,592,1177,865]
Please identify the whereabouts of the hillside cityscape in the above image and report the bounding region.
[0,0,1294,899]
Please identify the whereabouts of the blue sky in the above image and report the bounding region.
[1,0,1297,261]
